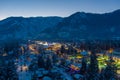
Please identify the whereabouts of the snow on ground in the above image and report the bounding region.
[17,49,74,80]
[43,76,52,80]
[19,71,31,80]
[55,67,73,80]
[17,51,33,80]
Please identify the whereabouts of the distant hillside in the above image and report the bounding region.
[0,9,120,43]
[0,16,62,43]
[39,9,120,41]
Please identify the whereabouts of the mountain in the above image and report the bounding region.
[0,16,62,43]
[39,9,120,41]
[0,9,120,43]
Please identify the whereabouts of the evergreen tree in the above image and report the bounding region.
[99,68,105,80]
[45,56,52,70]
[0,57,6,80]
[52,54,58,64]
[38,55,45,68]
[87,50,99,80]
[0,66,6,80]
[6,61,18,80]
[67,46,73,55]
[60,45,66,54]
[29,61,38,72]
[32,73,38,80]
[103,58,117,80]
[80,57,87,75]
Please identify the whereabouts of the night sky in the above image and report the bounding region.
[0,0,120,20]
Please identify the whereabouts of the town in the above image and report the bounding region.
[0,40,120,80]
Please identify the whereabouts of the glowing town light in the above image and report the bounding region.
[22,65,28,71]
[108,48,113,53]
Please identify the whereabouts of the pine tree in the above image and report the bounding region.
[87,50,99,80]
[6,61,18,80]
[32,73,38,80]
[99,68,105,80]
[29,61,37,72]
[67,46,76,55]
[45,56,52,70]
[0,66,6,80]
[80,57,87,75]
[60,45,66,54]
[103,58,117,80]
[38,55,45,68]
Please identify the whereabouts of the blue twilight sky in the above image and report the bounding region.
[0,0,120,20]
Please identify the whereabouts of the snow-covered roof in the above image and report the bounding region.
[74,74,83,79]
[43,76,52,80]
[81,50,88,56]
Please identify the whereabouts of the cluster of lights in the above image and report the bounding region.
[70,65,80,71]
